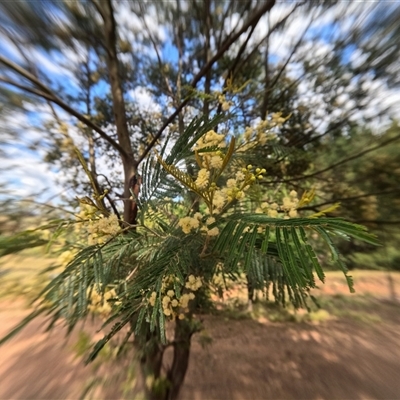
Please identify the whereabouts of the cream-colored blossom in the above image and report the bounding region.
[194,212,202,220]
[235,171,245,181]
[226,178,236,188]
[271,112,286,125]
[244,127,253,141]
[235,190,245,200]
[205,130,225,145]
[149,292,157,306]
[289,209,298,218]
[162,295,171,307]
[207,227,219,236]
[171,299,179,307]
[210,155,223,169]
[194,129,225,150]
[257,132,268,145]
[213,190,227,209]
[268,209,278,218]
[255,119,269,131]
[282,197,295,211]
[87,213,120,244]
[167,290,175,297]
[206,217,216,225]
[178,217,199,234]
[195,168,210,189]
[185,275,202,291]
[221,101,232,111]
[179,294,190,308]
[270,202,279,210]
[289,190,298,198]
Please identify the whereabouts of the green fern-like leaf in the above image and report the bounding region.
[214,214,379,303]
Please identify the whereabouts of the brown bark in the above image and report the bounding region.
[202,0,212,117]
[101,0,137,224]
[132,328,165,400]
[166,319,193,400]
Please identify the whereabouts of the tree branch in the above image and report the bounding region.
[0,56,128,158]
[138,0,276,164]
[298,189,400,211]
[139,3,175,101]
[263,131,400,184]
[191,1,276,88]
[102,0,138,224]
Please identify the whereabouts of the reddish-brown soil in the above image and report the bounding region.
[181,310,400,400]
[1,274,400,400]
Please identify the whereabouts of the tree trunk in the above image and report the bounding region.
[132,318,193,400]
[166,318,193,400]
[132,326,165,400]
[102,0,137,224]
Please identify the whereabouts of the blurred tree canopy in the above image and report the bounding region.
[0,1,399,398]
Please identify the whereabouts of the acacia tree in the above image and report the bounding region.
[0,112,378,399]
[0,1,396,399]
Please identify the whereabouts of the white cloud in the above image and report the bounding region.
[128,86,161,113]
[0,149,61,201]
[350,48,369,69]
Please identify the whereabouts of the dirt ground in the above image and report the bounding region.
[1,272,400,400]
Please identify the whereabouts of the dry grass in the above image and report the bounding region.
[0,251,58,301]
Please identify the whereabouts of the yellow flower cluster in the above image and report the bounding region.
[88,286,118,320]
[87,214,120,245]
[194,129,226,151]
[281,190,299,218]
[256,190,299,219]
[148,275,202,320]
[256,201,279,218]
[191,130,228,193]
[178,216,200,234]
[76,203,97,220]
[241,117,280,149]
[185,274,202,290]
[270,112,288,126]
[209,165,266,214]
[195,168,210,189]
[178,213,219,236]
[75,202,121,245]
[218,94,233,112]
